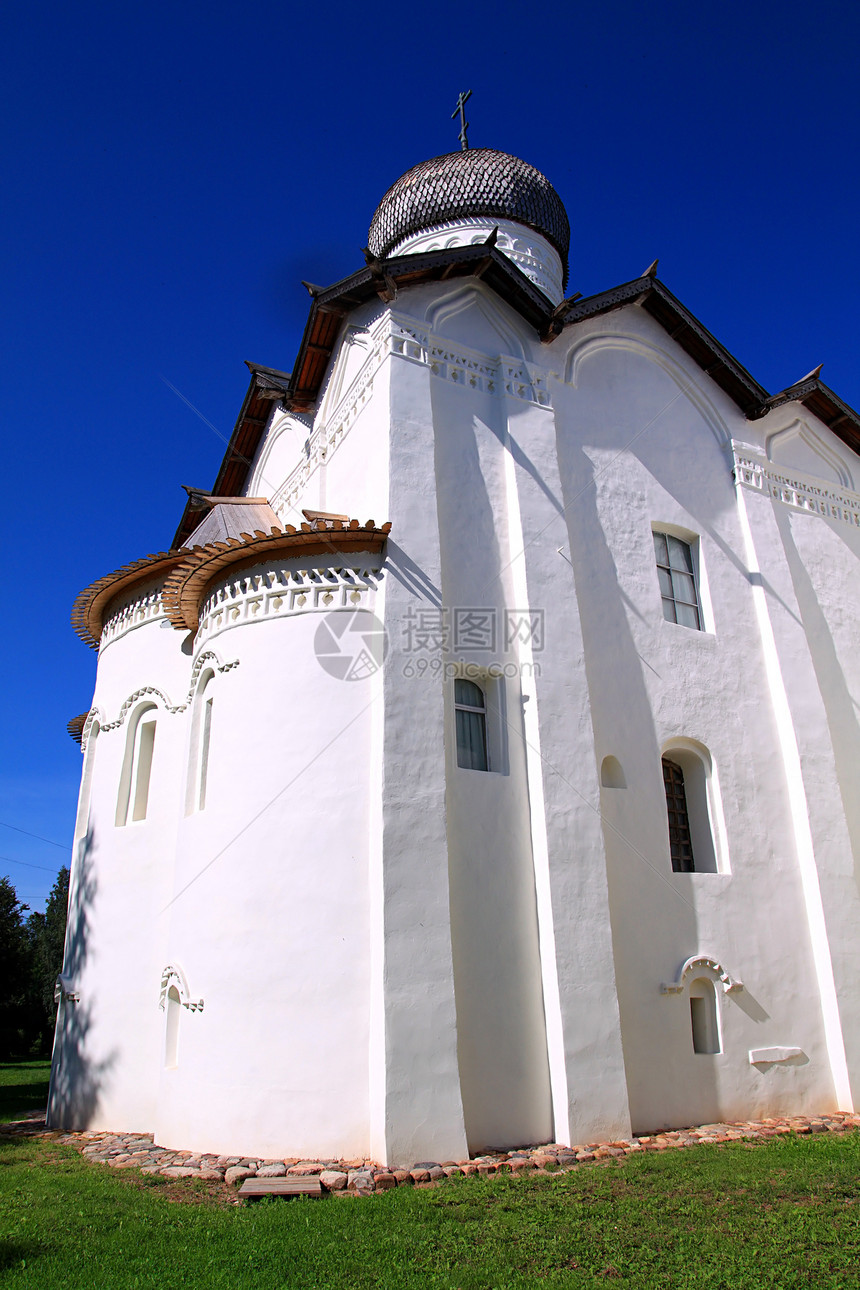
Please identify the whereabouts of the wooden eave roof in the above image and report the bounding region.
[560,276,769,412]
[171,363,291,548]
[161,519,392,633]
[72,549,190,650]
[67,712,88,745]
[288,243,553,411]
[562,278,860,452]
[749,377,860,455]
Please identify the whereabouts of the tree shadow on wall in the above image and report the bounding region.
[46,827,116,1130]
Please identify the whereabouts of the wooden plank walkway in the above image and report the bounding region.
[238,1176,322,1199]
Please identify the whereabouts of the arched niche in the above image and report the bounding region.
[424,281,529,361]
[600,755,626,789]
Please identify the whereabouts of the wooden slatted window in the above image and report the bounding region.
[663,757,695,872]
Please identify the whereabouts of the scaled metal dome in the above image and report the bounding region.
[368,149,570,280]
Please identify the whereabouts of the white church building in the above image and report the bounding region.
[50,143,860,1168]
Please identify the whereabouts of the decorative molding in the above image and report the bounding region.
[749,1047,804,1064]
[97,651,239,733]
[197,563,383,647]
[99,688,173,733]
[391,314,552,408]
[733,446,860,527]
[100,585,167,648]
[661,955,744,995]
[54,974,80,1004]
[72,549,188,651]
[159,963,204,1013]
[270,309,554,520]
[79,708,102,755]
[564,332,732,449]
[765,418,854,490]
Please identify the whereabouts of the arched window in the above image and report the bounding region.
[662,757,695,871]
[164,985,181,1068]
[689,977,721,1053]
[116,702,157,826]
[185,669,214,815]
[74,720,100,844]
[455,678,488,772]
[661,741,728,874]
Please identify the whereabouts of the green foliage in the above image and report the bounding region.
[0,879,34,1059]
[0,1125,858,1287]
[27,868,69,1051]
[0,869,69,1059]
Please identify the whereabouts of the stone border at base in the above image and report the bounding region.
[8,1111,850,1195]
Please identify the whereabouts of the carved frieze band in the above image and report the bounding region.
[100,587,167,647]
[389,318,552,409]
[196,564,383,646]
[733,449,860,527]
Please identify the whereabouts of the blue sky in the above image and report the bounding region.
[1,0,858,911]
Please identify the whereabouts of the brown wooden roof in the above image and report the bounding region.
[749,376,860,455]
[72,549,190,650]
[161,519,392,633]
[171,363,291,548]
[67,713,89,745]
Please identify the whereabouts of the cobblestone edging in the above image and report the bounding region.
[4,1111,848,1196]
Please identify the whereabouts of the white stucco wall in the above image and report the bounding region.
[54,256,860,1161]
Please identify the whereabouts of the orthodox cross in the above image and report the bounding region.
[451,90,472,150]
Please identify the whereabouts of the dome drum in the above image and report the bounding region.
[368,150,570,292]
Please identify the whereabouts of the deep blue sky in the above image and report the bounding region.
[1,1,858,911]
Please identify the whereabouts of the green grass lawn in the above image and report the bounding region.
[0,1061,50,1125]
[0,1121,858,1289]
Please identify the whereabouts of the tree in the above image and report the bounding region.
[27,867,70,1052]
[0,876,34,1058]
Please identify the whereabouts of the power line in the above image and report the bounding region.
[0,821,69,851]
[0,854,66,875]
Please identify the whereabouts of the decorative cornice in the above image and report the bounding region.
[196,563,384,648]
[100,585,167,649]
[389,315,552,407]
[733,447,860,527]
[72,550,189,651]
[161,519,391,633]
[159,963,203,1013]
[661,955,744,995]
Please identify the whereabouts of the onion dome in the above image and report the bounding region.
[368,149,570,288]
